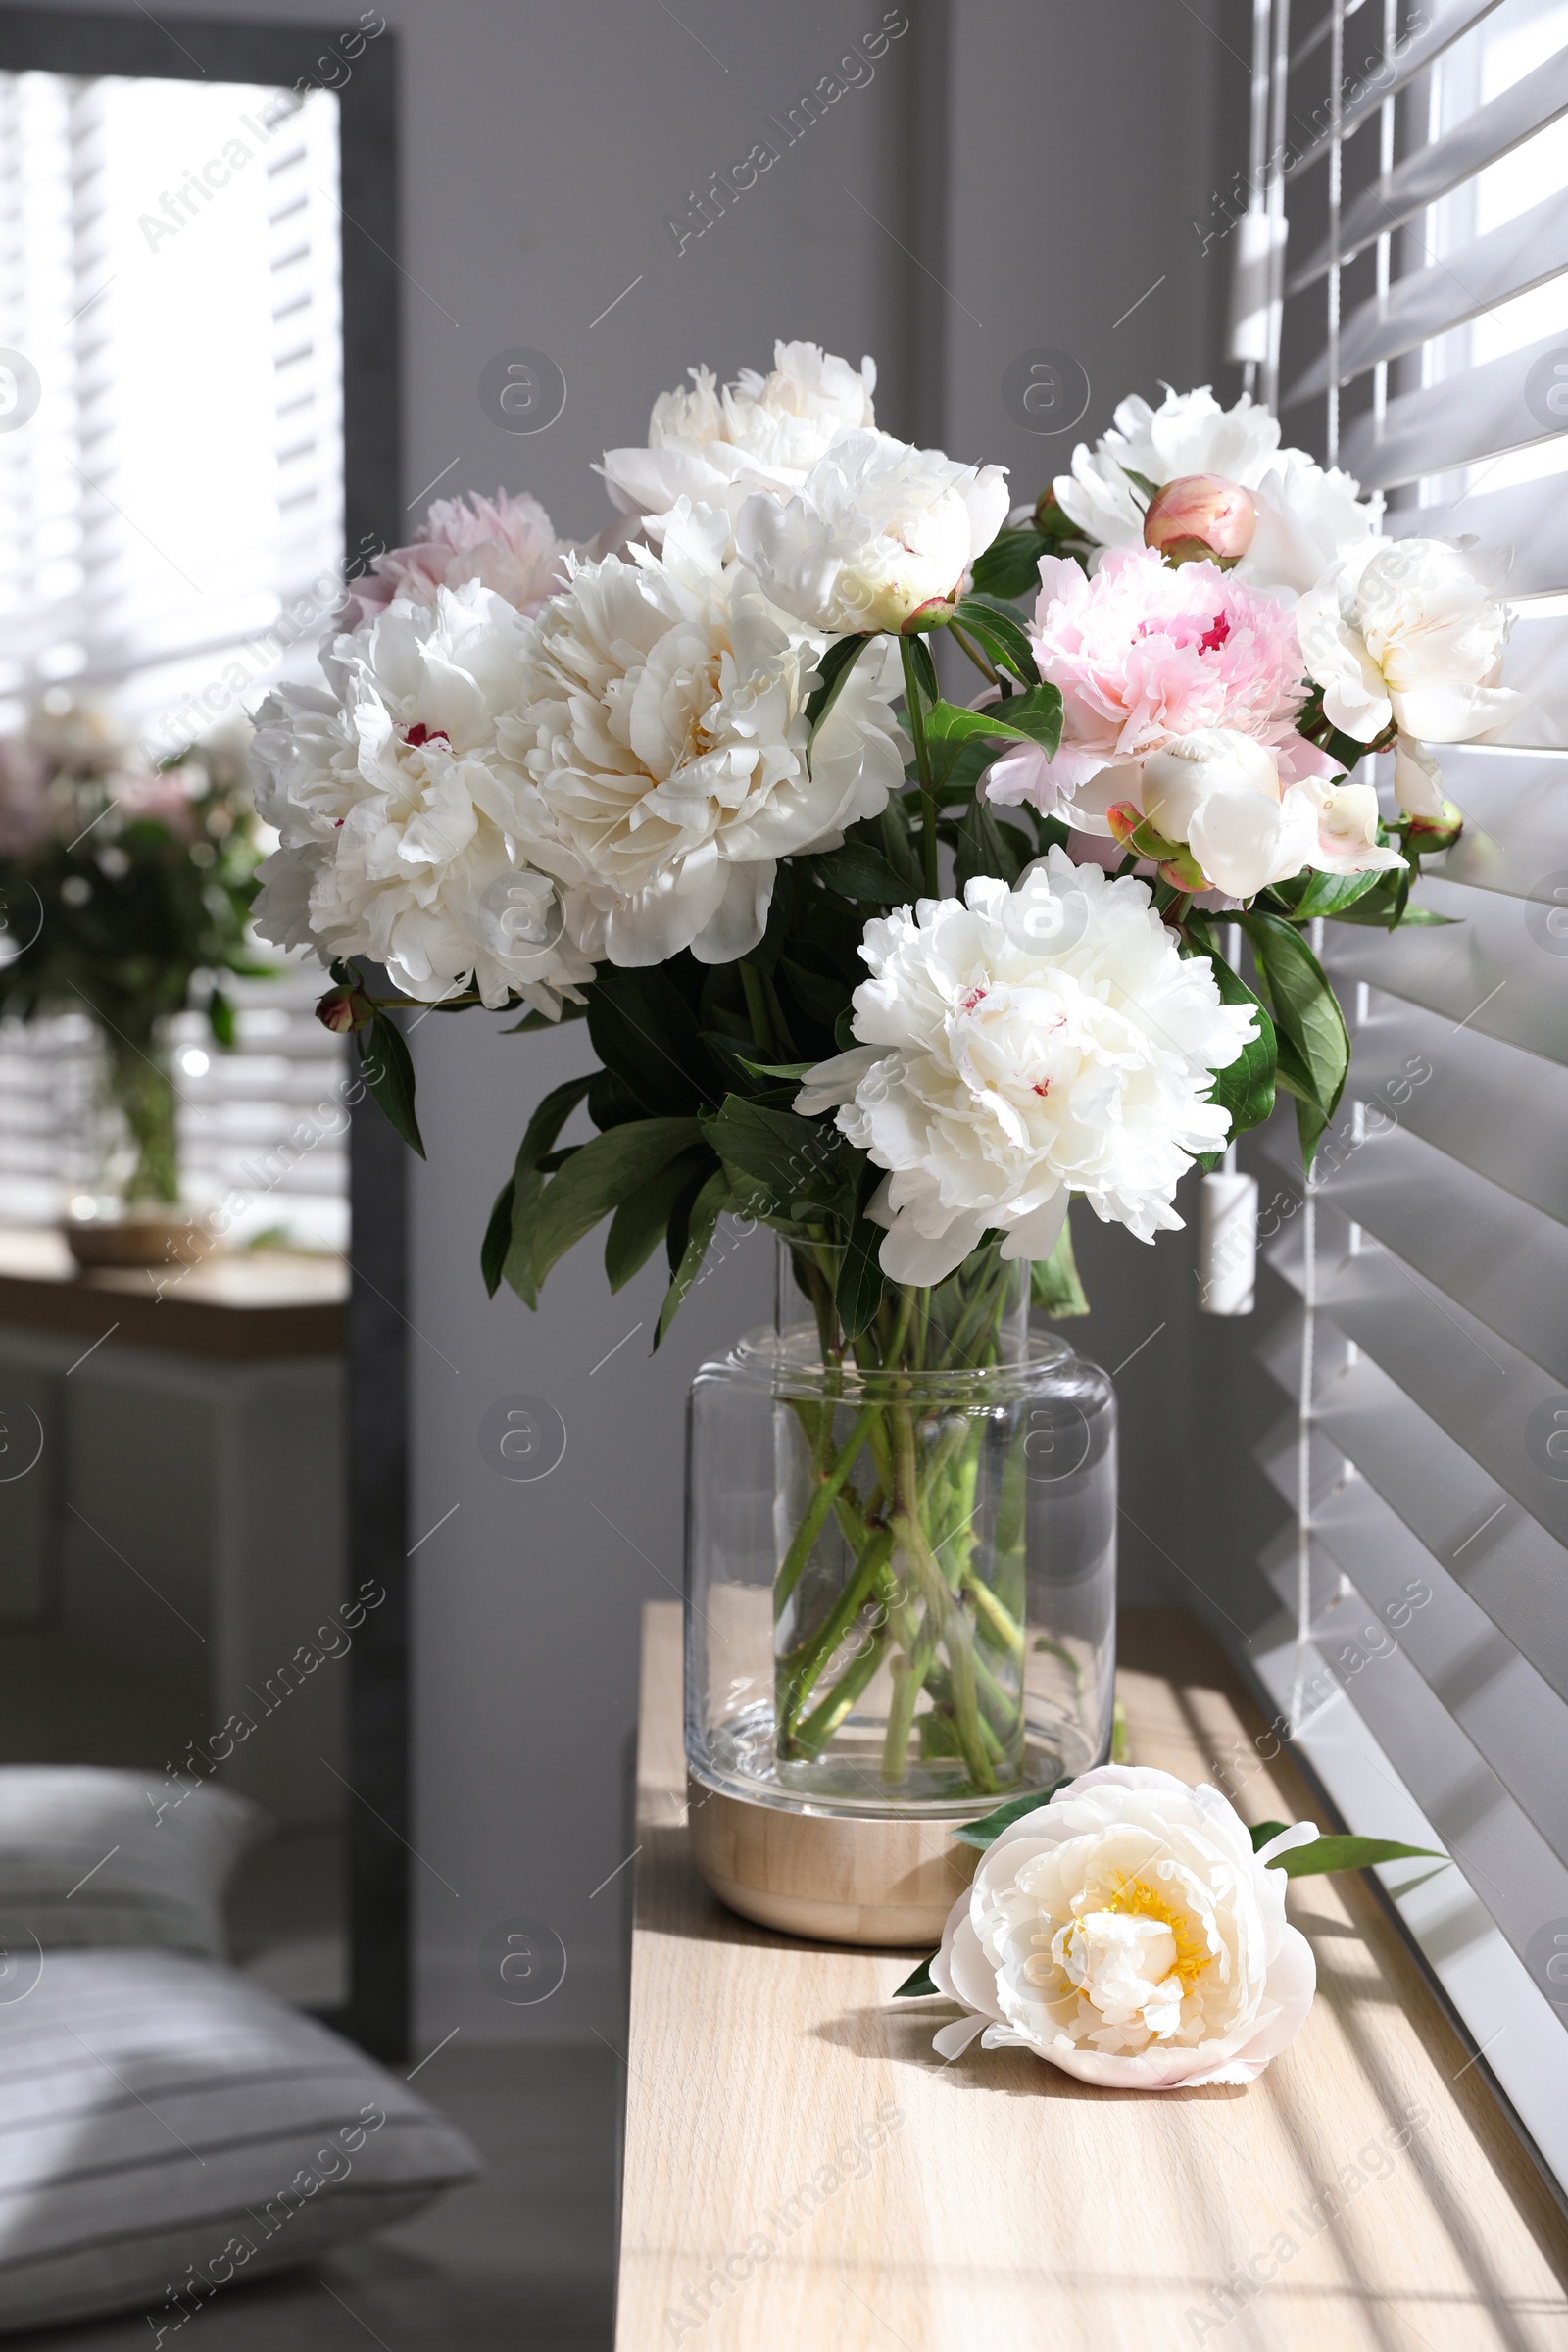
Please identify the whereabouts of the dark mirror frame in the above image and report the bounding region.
[0,4,408,2060]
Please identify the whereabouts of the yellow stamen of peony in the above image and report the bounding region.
[1095,1872,1211,1990]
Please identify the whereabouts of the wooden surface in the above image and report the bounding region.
[618,1601,1568,2351]
[0,1226,345,1357]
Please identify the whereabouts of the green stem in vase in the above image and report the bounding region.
[891,1412,997,1795]
[880,1642,926,1784]
[105,1031,180,1204]
[964,1569,1025,1660]
[777,1527,894,1744]
[940,1604,994,1788]
[792,1620,889,1758]
[772,1402,876,1624]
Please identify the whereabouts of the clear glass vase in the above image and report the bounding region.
[685,1243,1117,1820]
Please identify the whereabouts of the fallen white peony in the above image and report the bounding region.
[927,1764,1319,2089]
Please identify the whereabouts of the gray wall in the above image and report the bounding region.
[56,0,1262,2044]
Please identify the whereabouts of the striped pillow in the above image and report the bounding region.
[0,1948,478,2335]
[0,1769,265,1957]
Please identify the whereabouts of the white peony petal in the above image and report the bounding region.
[1394,735,1446,819]
[1253,1821,1320,1867]
[932,2014,991,2061]
[1188,781,1316,899]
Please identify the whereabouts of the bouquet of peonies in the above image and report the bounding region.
[252,349,1518,1798]
[254,351,1517,1351]
[0,703,266,1205]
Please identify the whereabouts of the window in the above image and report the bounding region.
[1242,0,1568,2190]
[0,68,348,1244]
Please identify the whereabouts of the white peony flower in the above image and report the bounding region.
[1245,445,1376,601]
[1136,728,1401,898]
[793,850,1255,1284]
[497,502,906,968]
[1141,730,1319,899]
[1297,536,1524,814]
[927,1764,1319,2089]
[1054,385,1374,599]
[250,582,592,1015]
[736,429,1009,634]
[598,340,877,543]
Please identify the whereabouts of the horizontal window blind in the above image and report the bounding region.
[0,970,349,1250]
[0,66,349,1248]
[0,66,345,738]
[1243,0,1568,2184]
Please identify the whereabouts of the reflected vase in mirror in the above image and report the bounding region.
[684,1244,1116,1946]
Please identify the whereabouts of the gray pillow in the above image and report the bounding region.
[0,1947,479,2336]
[0,1768,265,1957]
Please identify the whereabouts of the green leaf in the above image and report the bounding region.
[951,595,1040,686]
[703,1096,851,1222]
[1120,465,1160,502]
[1264,869,1385,921]
[954,794,1029,892]
[809,843,910,904]
[734,1056,814,1084]
[604,1146,710,1293]
[871,804,924,894]
[206,985,236,1049]
[360,1012,424,1158]
[952,1778,1069,1850]
[587,1066,645,1131]
[970,526,1048,600]
[776,955,848,1029]
[655,1166,730,1348]
[1031,1210,1089,1318]
[835,1178,886,1341]
[499,1072,596,1307]
[1184,923,1277,1151]
[892,1955,940,1998]
[906,634,940,706]
[1250,1820,1290,1850]
[751,857,797,976]
[586,966,721,1118]
[924,683,1063,757]
[481,1178,515,1298]
[924,733,1009,802]
[1239,911,1349,1169]
[531,1116,704,1293]
[804,634,872,756]
[1271,1834,1447,1878]
[1329,887,1455,929]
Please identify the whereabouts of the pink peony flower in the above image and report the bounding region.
[986,545,1335,832]
[343,489,575,629]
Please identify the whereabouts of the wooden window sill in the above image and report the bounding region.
[617,1601,1568,2349]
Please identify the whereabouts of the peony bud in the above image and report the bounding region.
[317,983,372,1035]
[1401,797,1465,854]
[901,595,958,635]
[1143,475,1257,569]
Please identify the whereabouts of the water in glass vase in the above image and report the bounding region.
[686,1242,1117,1820]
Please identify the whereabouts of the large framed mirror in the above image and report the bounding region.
[0,4,406,2059]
